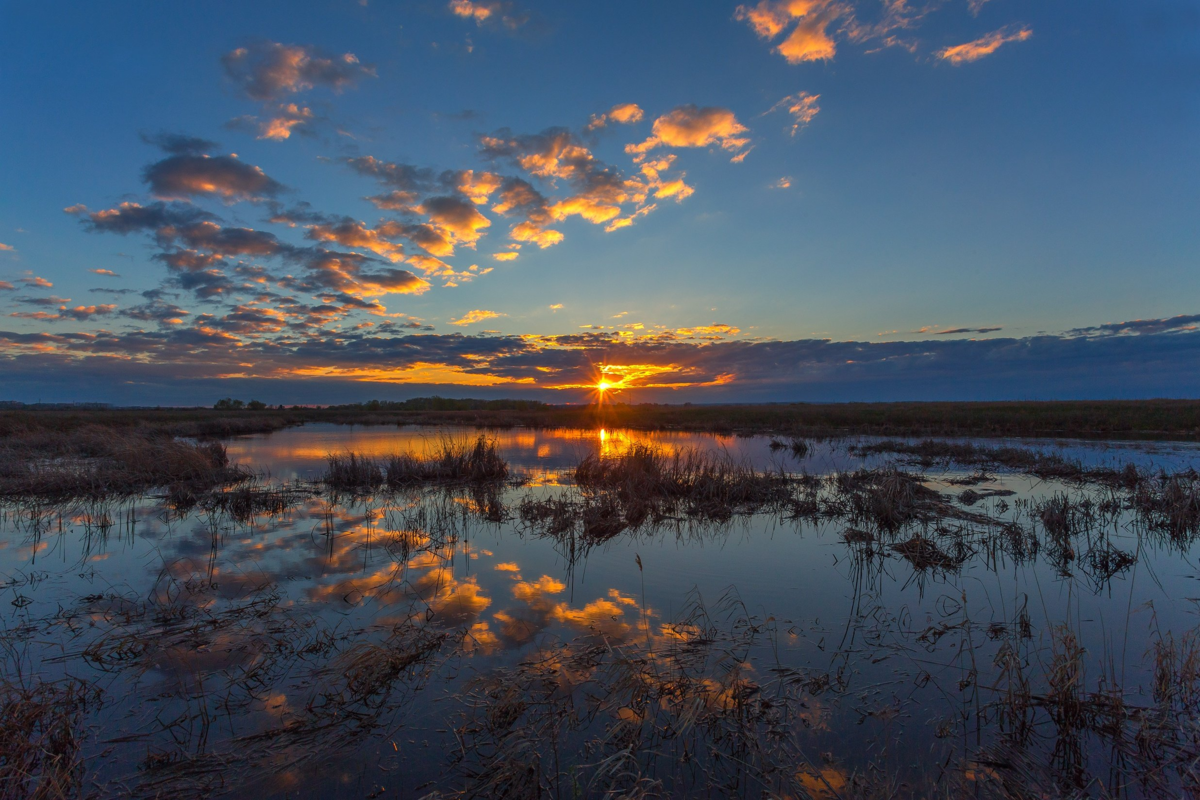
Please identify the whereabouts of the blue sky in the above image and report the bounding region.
[1,0,1197,403]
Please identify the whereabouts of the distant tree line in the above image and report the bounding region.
[328,397,548,412]
[210,397,547,412]
[213,398,270,410]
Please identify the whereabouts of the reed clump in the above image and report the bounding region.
[1133,470,1200,539]
[323,435,509,492]
[574,443,791,523]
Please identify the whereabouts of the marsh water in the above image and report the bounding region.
[5,425,1200,798]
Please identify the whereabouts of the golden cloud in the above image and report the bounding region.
[766,91,820,135]
[939,25,1032,64]
[627,106,750,156]
[450,309,504,326]
[735,1,845,64]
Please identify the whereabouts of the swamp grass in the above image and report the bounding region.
[323,435,509,492]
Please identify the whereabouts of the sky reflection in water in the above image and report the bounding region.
[4,426,1200,797]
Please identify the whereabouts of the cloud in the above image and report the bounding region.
[773,176,793,189]
[938,25,1032,64]
[9,304,118,322]
[585,103,645,132]
[68,201,212,235]
[1066,314,1200,338]
[143,153,285,201]
[305,219,406,262]
[447,0,528,29]
[735,0,845,63]
[222,41,375,101]
[492,251,519,261]
[142,132,218,156]
[0,281,13,291]
[627,105,750,157]
[257,103,316,140]
[8,314,1200,404]
[345,157,436,193]
[90,268,121,277]
[19,276,53,288]
[450,309,504,326]
[932,326,1002,335]
[968,0,994,16]
[421,195,492,248]
[0,243,15,252]
[765,91,820,135]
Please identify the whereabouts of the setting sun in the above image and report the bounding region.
[597,381,612,392]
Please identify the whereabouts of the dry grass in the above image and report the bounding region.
[0,678,91,799]
[0,428,248,500]
[324,435,509,492]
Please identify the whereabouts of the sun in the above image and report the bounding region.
[596,380,613,393]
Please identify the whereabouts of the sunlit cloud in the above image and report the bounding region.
[256,103,315,140]
[773,176,793,189]
[765,91,820,136]
[938,25,1032,64]
[627,105,750,159]
[735,0,845,64]
[0,243,15,252]
[447,0,529,29]
[968,0,995,16]
[450,309,504,326]
[585,102,645,132]
[492,251,519,261]
[221,41,376,101]
[89,268,120,277]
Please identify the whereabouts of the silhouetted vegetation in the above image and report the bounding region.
[323,435,509,491]
[5,398,1200,445]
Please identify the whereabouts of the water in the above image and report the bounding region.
[3,425,1200,798]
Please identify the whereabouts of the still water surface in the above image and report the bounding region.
[4,425,1200,797]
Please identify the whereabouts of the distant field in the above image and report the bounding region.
[3,399,1200,441]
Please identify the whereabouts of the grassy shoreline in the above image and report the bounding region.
[3,398,1200,442]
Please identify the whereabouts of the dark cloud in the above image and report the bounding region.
[934,326,1003,335]
[345,157,436,193]
[222,41,376,101]
[5,320,1200,404]
[141,132,218,156]
[68,202,213,236]
[143,154,285,201]
[1067,314,1200,337]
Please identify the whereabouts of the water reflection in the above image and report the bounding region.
[3,427,1200,797]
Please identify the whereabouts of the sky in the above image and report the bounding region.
[1,0,1198,405]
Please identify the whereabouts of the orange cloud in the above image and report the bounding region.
[258,103,314,140]
[510,219,563,248]
[735,0,845,63]
[90,268,120,277]
[456,170,503,204]
[447,0,527,28]
[0,243,14,252]
[585,102,645,131]
[450,309,504,326]
[306,220,406,261]
[492,251,519,261]
[939,25,1032,64]
[627,106,750,157]
[766,91,820,135]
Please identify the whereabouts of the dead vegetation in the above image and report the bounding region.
[324,435,509,492]
[0,677,92,800]
[0,428,248,500]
